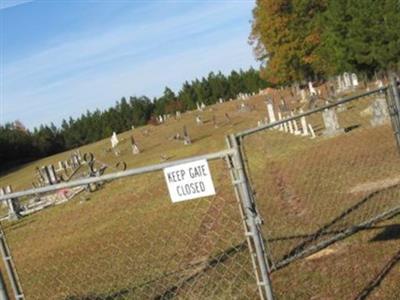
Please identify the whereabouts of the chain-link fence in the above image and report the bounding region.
[0,149,271,300]
[235,82,400,299]
[1,82,399,300]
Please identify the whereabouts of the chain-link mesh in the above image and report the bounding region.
[0,157,260,299]
[239,89,400,299]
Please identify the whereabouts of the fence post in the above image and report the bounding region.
[0,193,24,300]
[227,134,274,300]
[387,76,400,151]
[0,270,9,300]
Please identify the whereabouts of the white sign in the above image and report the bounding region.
[163,159,216,203]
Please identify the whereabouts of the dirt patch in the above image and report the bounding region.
[349,175,400,194]
[270,163,305,216]
[306,246,338,261]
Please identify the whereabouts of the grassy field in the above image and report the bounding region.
[242,94,400,299]
[0,89,399,299]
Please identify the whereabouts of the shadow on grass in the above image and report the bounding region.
[0,158,36,177]
[344,124,361,133]
[192,134,212,143]
[4,218,36,232]
[65,242,247,300]
[370,224,400,242]
[276,184,400,265]
[267,224,400,243]
[354,248,400,300]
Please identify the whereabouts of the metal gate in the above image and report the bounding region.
[0,148,272,300]
[234,79,400,299]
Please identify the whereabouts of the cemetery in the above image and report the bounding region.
[0,76,398,299]
[2,1,400,298]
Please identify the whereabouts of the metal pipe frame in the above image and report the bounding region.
[0,149,235,202]
[228,134,275,300]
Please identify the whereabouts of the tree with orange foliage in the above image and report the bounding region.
[250,0,327,84]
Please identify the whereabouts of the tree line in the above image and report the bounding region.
[250,0,400,84]
[0,68,269,170]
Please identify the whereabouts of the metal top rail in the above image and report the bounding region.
[235,86,388,138]
[0,148,235,202]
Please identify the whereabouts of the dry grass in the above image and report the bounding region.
[242,95,400,299]
[0,90,399,299]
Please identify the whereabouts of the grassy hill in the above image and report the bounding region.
[0,89,399,299]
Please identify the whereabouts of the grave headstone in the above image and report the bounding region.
[5,186,21,221]
[283,121,288,133]
[371,96,389,126]
[110,132,120,156]
[176,111,181,120]
[308,124,316,139]
[40,166,51,185]
[280,97,289,112]
[290,113,301,135]
[183,126,191,145]
[376,79,383,88]
[351,73,359,87]
[299,109,309,136]
[57,161,63,173]
[300,89,307,102]
[130,136,140,154]
[277,112,283,131]
[77,150,82,161]
[293,82,300,96]
[111,132,119,149]
[343,72,352,89]
[72,154,80,168]
[61,161,68,175]
[322,108,344,137]
[67,158,74,169]
[308,81,317,96]
[337,75,344,92]
[337,102,347,112]
[287,119,294,134]
[47,165,58,185]
[196,115,203,125]
[160,154,169,161]
[266,100,276,124]
[241,102,251,112]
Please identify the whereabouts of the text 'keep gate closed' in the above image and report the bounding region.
[163,159,216,203]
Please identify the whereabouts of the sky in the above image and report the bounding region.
[0,0,258,129]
